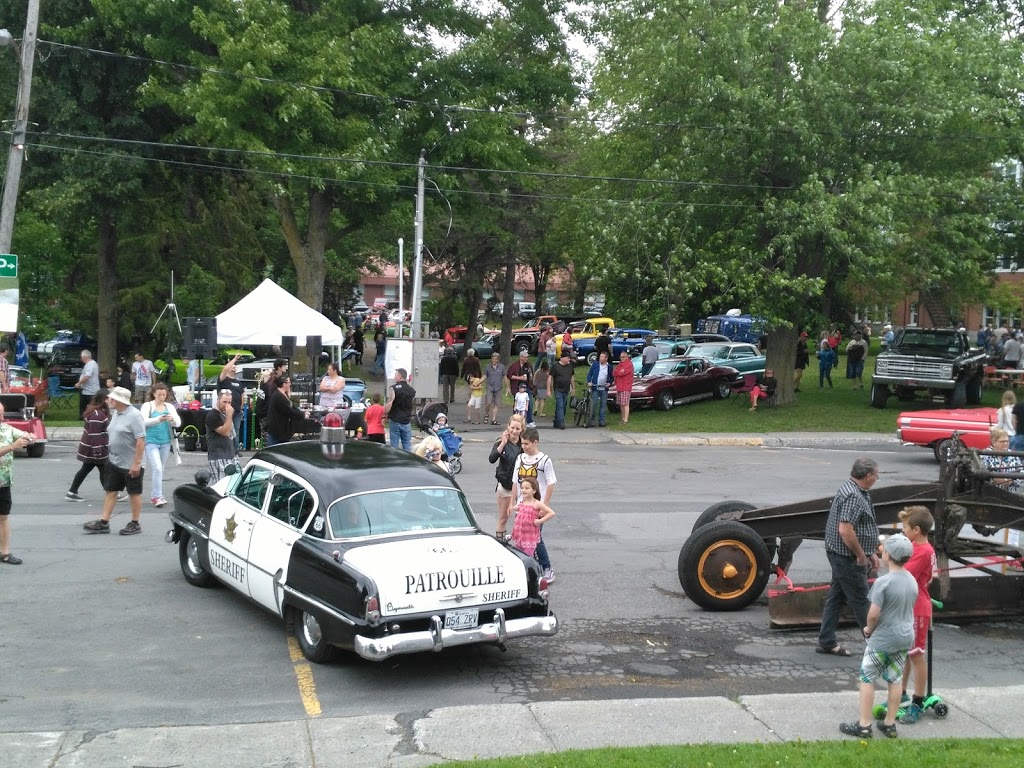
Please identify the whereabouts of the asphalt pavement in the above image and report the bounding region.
[9,425,1012,767]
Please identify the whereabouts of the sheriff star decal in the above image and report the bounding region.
[224,513,238,543]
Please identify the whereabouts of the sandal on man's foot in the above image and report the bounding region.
[839,722,872,739]
[0,553,23,565]
[816,644,852,656]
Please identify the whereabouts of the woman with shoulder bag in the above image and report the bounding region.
[65,389,111,502]
[488,414,525,540]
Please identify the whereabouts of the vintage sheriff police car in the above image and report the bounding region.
[166,435,558,663]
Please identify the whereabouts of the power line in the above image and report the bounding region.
[29,141,759,208]
[28,130,788,191]
[35,38,1023,144]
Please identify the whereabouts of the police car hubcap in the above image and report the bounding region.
[187,540,202,575]
[302,612,323,646]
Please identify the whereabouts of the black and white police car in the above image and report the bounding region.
[166,429,558,663]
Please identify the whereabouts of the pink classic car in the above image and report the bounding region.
[897,407,998,461]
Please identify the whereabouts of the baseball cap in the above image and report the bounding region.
[883,533,913,562]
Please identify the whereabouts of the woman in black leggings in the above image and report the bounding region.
[65,390,110,502]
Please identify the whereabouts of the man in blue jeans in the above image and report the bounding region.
[549,351,575,429]
[385,367,415,450]
[817,457,881,657]
[586,351,612,427]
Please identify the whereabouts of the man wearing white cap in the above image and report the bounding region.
[83,387,146,535]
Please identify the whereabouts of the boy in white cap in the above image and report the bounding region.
[839,533,917,739]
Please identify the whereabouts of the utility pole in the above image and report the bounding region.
[397,237,404,336]
[0,0,41,253]
[410,150,426,337]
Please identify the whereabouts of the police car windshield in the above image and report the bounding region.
[327,488,476,539]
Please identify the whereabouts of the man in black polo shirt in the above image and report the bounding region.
[385,367,415,450]
[549,351,576,430]
[817,457,881,656]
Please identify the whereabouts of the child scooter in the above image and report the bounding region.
[873,599,949,721]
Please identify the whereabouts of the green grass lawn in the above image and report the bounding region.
[444,739,1024,768]
[42,352,1004,435]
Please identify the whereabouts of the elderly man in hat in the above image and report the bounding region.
[83,387,147,536]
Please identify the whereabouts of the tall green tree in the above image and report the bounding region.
[578,0,1024,402]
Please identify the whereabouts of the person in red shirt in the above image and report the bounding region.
[827,327,843,369]
[363,393,386,443]
[896,505,937,724]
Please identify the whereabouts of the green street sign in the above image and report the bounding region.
[0,254,17,278]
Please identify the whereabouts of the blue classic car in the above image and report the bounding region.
[576,328,657,365]
[684,342,766,378]
[166,438,558,663]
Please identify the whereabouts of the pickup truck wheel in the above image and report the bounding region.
[586,351,599,366]
[934,437,964,463]
[678,520,771,611]
[515,339,532,355]
[966,375,983,406]
[693,501,756,532]
[655,390,674,411]
[295,608,337,664]
[179,533,216,588]
[870,383,889,409]
[947,381,967,409]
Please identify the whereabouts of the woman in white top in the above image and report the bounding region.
[997,389,1016,436]
[318,362,346,409]
[140,383,181,507]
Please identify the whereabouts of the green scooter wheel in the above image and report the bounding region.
[872,704,887,720]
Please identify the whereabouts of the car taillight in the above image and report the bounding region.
[365,596,380,623]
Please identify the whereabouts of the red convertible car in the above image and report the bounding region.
[897,407,997,461]
[609,356,741,412]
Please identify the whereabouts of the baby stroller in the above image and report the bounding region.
[415,402,463,474]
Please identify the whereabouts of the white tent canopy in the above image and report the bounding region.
[215,278,346,347]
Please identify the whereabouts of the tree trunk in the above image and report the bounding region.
[273,188,328,313]
[499,253,517,359]
[96,213,118,378]
[765,325,798,406]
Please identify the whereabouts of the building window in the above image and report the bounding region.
[909,303,919,326]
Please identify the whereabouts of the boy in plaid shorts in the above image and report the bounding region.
[839,533,917,739]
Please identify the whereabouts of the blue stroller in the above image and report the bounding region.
[415,402,463,474]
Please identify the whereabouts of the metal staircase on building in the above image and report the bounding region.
[919,289,954,328]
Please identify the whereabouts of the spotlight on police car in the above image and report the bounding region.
[321,410,346,460]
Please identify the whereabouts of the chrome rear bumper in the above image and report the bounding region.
[354,608,558,661]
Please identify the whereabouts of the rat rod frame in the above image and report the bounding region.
[677,441,1024,628]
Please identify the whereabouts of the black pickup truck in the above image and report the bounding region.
[870,327,987,409]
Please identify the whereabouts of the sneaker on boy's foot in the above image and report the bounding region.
[65,491,84,502]
[543,568,556,584]
[155,497,167,508]
[117,493,129,503]
[876,721,898,738]
[119,520,142,536]
[899,692,911,707]
[898,703,922,724]
[839,722,872,739]
[83,519,110,534]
